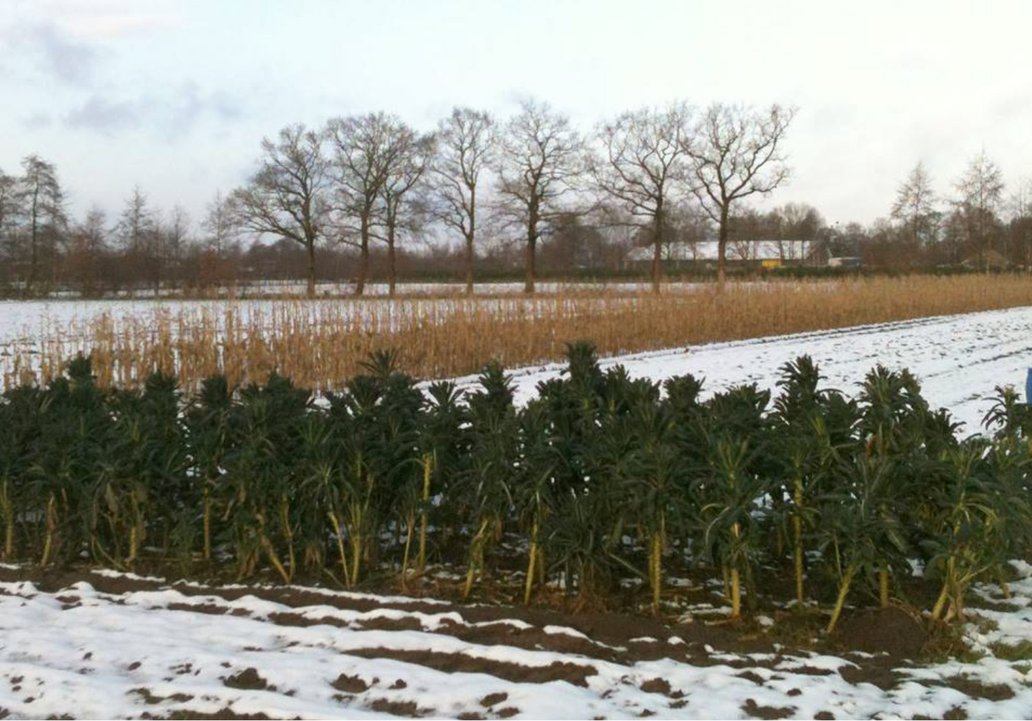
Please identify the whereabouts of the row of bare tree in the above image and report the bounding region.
[230,100,794,297]
[885,154,1032,269]
[7,102,1032,298]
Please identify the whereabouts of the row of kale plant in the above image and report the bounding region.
[1,345,1030,632]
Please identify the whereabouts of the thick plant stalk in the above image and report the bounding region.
[463,517,491,600]
[879,569,890,608]
[326,510,351,587]
[729,521,742,619]
[827,565,857,634]
[202,488,212,562]
[127,496,143,564]
[930,557,955,622]
[649,513,665,614]
[349,525,363,587]
[41,494,57,566]
[280,497,295,577]
[1,481,14,560]
[128,525,140,564]
[524,519,539,606]
[260,533,291,583]
[730,566,742,619]
[255,511,291,583]
[401,511,415,588]
[418,453,432,572]
[348,499,369,587]
[792,476,805,605]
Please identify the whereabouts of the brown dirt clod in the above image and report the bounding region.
[834,607,927,659]
[479,692,508,707]
[222,668,270,691]
[741,698,796,719]
[369,699,424,717]
[331,674,370,694]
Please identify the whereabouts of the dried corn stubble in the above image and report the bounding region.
[2,276,1031,391]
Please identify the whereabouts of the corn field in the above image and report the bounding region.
[2,344,1031,633]
[5,275,1032,391]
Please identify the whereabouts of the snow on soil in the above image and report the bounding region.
[2,569,1032,720]
[448,305,1032,434]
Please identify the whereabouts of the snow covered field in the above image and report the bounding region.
[2,564,1032,720]
[450,305,1032,434]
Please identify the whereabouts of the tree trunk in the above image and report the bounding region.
[651,203,664,294]
[305,240,316,299]
[387,222,397,298]
[465,234,475,296]
[466,189,476,296]
[356,213,370,297]
[524,236,536,294]
[717,207,729,291]
[29,217,39,294]
[524,203,538,294]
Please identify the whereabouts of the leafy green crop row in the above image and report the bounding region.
[1,345,1030,631]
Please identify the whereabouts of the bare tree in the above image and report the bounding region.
[325,113,406,296]
[953,150,1004,268]
[199,190,239,289]
[592,102,692,292]
[496,99,583,293]
[0,168,21,284]
[891,162,939,249]
[163,205,190,292]
[114,186,154,254]
[682,103,794,289]
[114,186,159,293]
[203,190,237,256]
[429,108,495,295]
[67,206,107,297]
[18,155,67,293]
[1008,177,1032,270]
[381,127,435,296]
[231,124,327,298]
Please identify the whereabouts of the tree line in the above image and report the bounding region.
[3,101,1032,298]
[230,100,794,296]
[0,100,794,297]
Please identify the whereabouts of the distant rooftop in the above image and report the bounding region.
[626,240,817,263]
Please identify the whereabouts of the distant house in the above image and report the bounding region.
[625,239,826,269]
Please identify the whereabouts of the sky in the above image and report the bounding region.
[1,0,1031,231]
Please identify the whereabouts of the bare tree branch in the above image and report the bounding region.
[681,103,795,288]
[230,123,327,297]
[495,98,584,293]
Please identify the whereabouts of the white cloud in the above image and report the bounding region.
[5,0,181,39]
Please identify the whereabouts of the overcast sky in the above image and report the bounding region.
[1,0,1030,229]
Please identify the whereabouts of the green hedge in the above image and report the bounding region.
[1,346,1029,629]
